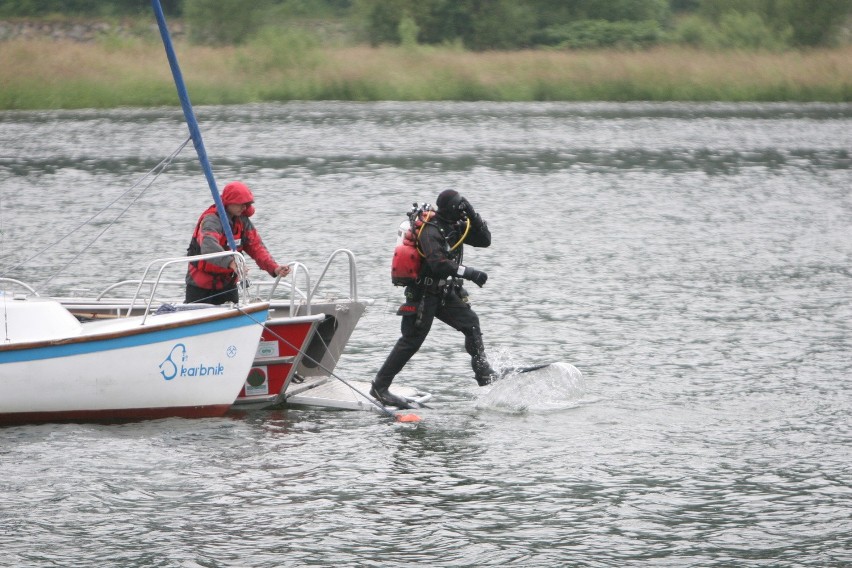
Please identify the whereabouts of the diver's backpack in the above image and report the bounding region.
[391,203,435,286]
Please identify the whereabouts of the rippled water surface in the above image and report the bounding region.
[1,102,850,567]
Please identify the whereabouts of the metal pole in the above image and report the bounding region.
[151,0,237,252]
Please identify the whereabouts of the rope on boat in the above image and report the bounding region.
[1,137,192,292]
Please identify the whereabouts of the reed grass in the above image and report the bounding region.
[2,38,851,110]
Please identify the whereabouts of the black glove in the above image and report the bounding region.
[460,198,484,227]
[459,197,476,218]
[462,266,488,287]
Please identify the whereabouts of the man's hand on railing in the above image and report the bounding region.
[273,265,291,278]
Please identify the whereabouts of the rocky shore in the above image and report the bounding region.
[0,19,182,42]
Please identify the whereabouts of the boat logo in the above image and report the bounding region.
[158,342,225,381]
[246,367,267,388]
[244,366,269,396]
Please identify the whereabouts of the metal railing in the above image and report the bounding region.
[131,250,250,324]
[0,278,40,296]
[4,247,363,321]
[260,249,360,316]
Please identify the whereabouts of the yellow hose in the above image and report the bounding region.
[450,217,471,251]
[416,214,470,257]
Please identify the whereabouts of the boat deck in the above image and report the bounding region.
[284,376,432,412]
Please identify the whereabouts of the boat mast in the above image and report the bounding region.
[151,0,237,252]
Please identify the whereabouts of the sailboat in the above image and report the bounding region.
[54,259,370,411]
[0,3,275,425]
[0,260,269,425]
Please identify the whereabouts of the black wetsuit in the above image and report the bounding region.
[374,211,494,391]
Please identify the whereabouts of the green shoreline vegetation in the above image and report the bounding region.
[3,38,851,110]
[2,0,852,110]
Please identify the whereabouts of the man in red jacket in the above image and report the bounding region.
[185,181,290,304]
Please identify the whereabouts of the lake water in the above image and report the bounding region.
[1,102,850,567]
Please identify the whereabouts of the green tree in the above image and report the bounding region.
[698,0,852,47]
[0,0,175,16]
[410,0,473,46]
[785,0,852,46]
[184,0,273,45]
[581,0,670,22]
[716,10,790,49]
[355,0,407,45]
[536,19,663,49]
[527,0,669,24]
[398,13,419,47]
[467,0,537,50]
[670,0,701,12]
[355,0,670,49]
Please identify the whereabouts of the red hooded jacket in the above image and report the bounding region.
[185,182,280,291]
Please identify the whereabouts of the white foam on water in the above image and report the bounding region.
[475,361,588,412]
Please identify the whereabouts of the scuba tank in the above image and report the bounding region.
[391,203,435,286]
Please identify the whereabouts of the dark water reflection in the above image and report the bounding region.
[1,102,850,567]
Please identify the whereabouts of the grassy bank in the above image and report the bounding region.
[2,38,852,110]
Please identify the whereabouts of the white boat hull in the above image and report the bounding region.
[57,291,374,410]
[0,297,269,424]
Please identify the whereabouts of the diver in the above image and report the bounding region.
[372,189,496,408]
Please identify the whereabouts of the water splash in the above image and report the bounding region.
[476,362,587,412]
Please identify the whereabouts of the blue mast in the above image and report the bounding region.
[151,0,237,252]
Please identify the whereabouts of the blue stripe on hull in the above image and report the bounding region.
[0,309,268,364]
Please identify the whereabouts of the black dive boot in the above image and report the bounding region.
[467,328,498,386]
[370,381,413,409]
[474,367,500,386]
[371,346,416,409]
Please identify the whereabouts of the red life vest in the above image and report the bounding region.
[186,206,247,290]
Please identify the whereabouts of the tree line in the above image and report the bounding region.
[1,0,850,50]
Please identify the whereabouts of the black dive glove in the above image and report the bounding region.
[460,265,488,287]
[460,198,484,228]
